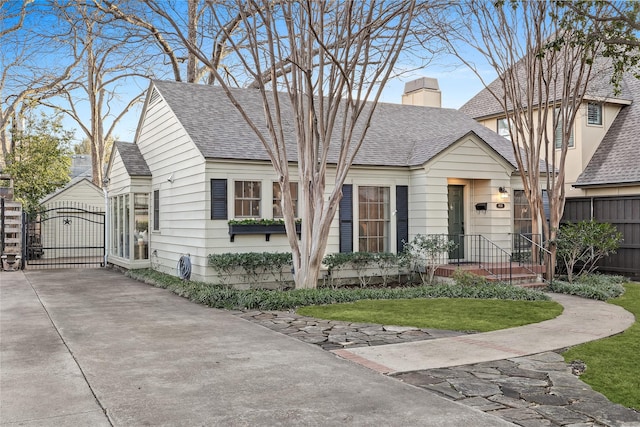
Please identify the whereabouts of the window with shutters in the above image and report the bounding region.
[234,181,261,218]
[587,102,602,126]
[358,186,390,253]
[273,182,298,218]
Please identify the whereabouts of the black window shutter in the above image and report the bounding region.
[153,190,160,230]
[396,185,409,253]
[339,184,353,253]
[211,179,228,220]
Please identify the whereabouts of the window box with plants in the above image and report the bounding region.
[228,219,301,242]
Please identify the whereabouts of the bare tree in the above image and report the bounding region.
[39,3,155,187]
[146,0,420,288]
[92,0,245,84]
[0,2,81,167]
[437,1,612,277]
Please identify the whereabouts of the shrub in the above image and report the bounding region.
[554,220,623,283]
[207,252,293,288]
[126,268,549,311]
[322,252,400,288]
[548,274,626,300]
[401,234,457,285]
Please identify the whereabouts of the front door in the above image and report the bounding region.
[448,185,464,260]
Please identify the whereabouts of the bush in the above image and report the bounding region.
[322,252,400,288]
[401,234,457,284]
[126,268,549,311]
[208,252,293,288]
[548,274,626,301]
[554,220,623,283]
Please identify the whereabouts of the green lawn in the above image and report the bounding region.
[562,282,640,410]
[297,298,563,333]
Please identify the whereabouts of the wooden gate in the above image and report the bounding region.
[563,196,640,279]
[24,202,105,269]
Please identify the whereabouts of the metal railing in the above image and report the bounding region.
[433,234,513,283]
[512,233,552,285]
[423,233,549,285]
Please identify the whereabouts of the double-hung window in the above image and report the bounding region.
[234,181,261,218]
[358,186,390,253]
[273,182,298,218]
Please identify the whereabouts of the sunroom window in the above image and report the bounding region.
[109,193,149,261]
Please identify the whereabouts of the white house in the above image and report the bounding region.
[106,78,538,283]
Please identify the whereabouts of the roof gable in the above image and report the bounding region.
[575,74,640,187]
[459,56,634,120]
[41,177,103,205]
[113,141,151,177]
[148,80,519,169]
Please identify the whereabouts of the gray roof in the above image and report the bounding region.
[114,141,151,176]
[70,155,93,179]
[150,80,519,169]
[575,73,640,187]
[459,57,634,120]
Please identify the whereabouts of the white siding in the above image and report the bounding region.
[44,179,104,208]
[203,162,410,283]
[422,137,514,248]
[107,150,131,196]
[135,92,208,279]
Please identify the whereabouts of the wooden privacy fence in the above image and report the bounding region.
[563,196,640,279]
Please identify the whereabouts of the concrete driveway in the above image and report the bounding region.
[1,268,514,426]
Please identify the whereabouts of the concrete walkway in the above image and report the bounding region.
[1,268,516,426]
[333,293,635,374]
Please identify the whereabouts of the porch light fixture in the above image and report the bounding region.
[498,187,509,199]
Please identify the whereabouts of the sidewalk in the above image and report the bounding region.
[332,293,635,374]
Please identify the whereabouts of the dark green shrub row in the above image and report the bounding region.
[208,251,404,288]
[548,274,626,301]
[126,268,549,311]
[323,252,402,287]
[208,252,293,287]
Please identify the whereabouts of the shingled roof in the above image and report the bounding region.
[114,141,151,177]
[575,73,640,187]
[459,57,634,120]
[149,80,519,170]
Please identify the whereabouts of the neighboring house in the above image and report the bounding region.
[460,69,640,278]
[106,78,539,283]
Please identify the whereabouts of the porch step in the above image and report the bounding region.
[435,263,545,286]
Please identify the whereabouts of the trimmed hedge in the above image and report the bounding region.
[126,268,549,311]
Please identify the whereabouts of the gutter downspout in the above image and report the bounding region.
[103,182,109,268]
